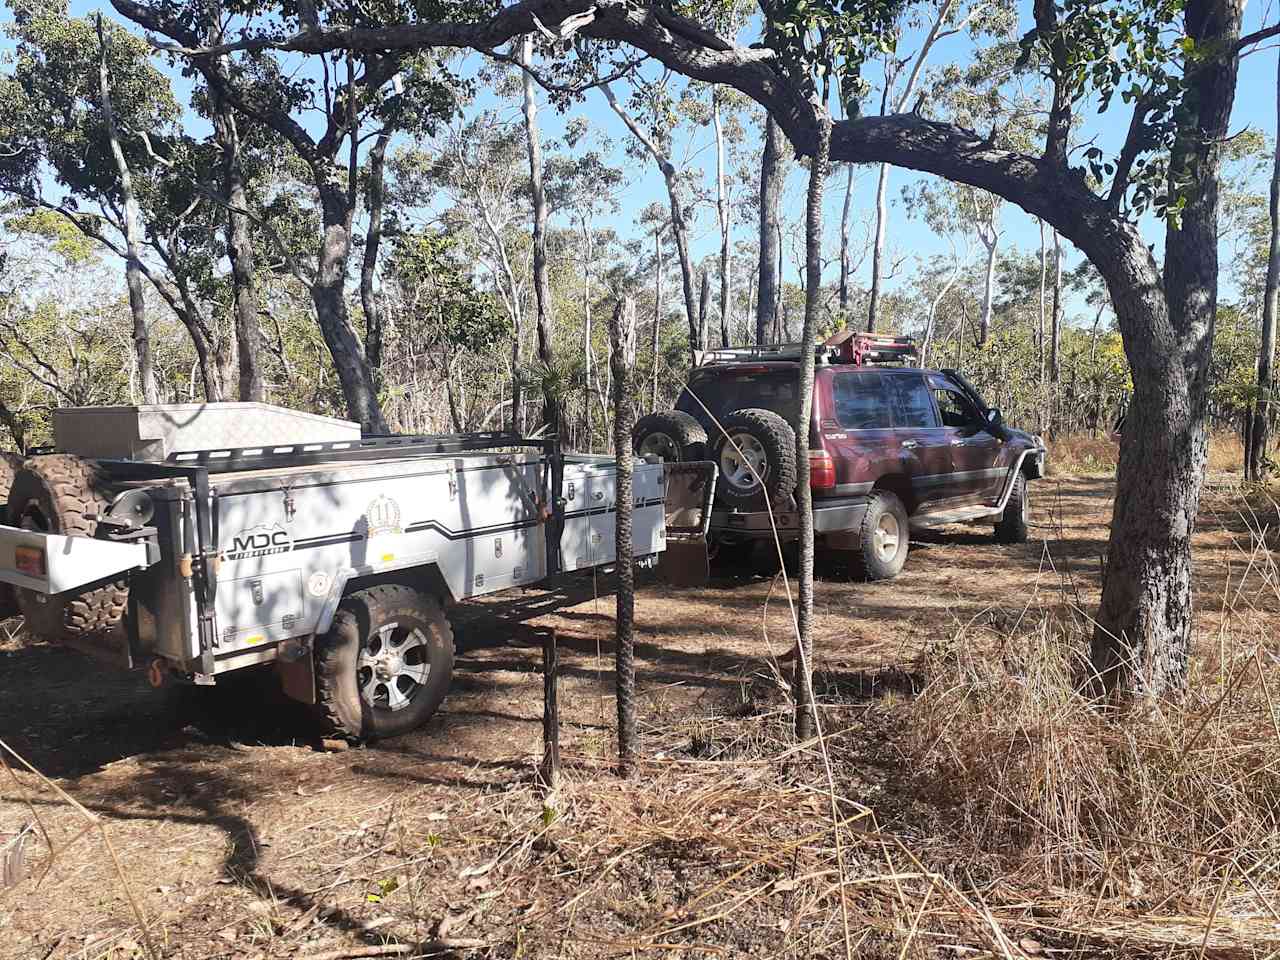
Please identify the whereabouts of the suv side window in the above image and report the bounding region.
[832,373,892,429]
[888,374,940,429]
[932,388,976,428]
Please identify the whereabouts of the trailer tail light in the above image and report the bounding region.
[809,450,836,491]
[14,545,45,577]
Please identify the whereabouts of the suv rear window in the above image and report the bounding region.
[832,373,892,429]
[678,370,800,428]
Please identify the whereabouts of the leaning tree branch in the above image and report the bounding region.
[1237,22,1280,51]
[1109,90,1158,205]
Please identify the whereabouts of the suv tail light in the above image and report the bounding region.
[809,449,836,491]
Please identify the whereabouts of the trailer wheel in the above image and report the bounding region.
[314,584,455,740]
[0,452,24,619]
[7,454,128,640]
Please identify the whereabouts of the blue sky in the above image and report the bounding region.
[11,0,1280,323]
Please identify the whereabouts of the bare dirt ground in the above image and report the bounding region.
[1,471,1275,960]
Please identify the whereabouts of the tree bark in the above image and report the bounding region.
[1089,0,1242,696]
[608,297,637,776]
[978,230,997,345]
[712,91,732,347]
[519,37,561,437]
[96,16,157,405]
[208,10,265,403]
[1051,229,1062,383]
[1248,52,1280,482]
[653,229,663,409]
[757,115,782,345]
[838,164,855,311]
[361,132,390,385]
[697,269,710,354]
[794,113,831,741]
[314,174,388,433]
[867,161,890,333]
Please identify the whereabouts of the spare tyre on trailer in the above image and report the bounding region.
[7,454,129,641]
[632,410,708,463]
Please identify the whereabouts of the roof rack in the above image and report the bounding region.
[694,342,824,366]
[694,331,918,369]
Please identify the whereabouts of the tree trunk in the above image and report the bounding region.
[209,32,264,402]
[1038,219,1048,386]
[581,219,593,451]
[608,297,637,775]
[1051,229,1062,383]
[979,232,997,345]
[838,164,854,312]
[793,113,831,740]
[697,270,710,354]
[520,37,561,437]
[97,16,157,405]
[757,115,782,345]
[313,176,388,433]
[712,92,732,347]
[1090,0,1242,696]
[1248,52,1280,482]
[866,161,890,333]
[653,230,663,409]
[361,132,390,385]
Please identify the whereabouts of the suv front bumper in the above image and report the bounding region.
[708,496,869,542]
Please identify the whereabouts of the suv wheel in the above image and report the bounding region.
[994,474,1030,544]
[850,490,910,581]
[633,411,707,462]
[710,408,797,510]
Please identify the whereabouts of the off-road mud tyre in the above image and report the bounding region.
[8,454,128,640]
[710,408,797,511]
[632,411,708,463]
[314,584,455,741]
[848,490,910,582]
[994,473,1030,544]
[0,452,24,619]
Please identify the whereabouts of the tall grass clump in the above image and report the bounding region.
[880,612,1280,918]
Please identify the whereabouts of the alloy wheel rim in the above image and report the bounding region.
[720,433,768,491]
[357,622,431,712]
[873,513,901,562]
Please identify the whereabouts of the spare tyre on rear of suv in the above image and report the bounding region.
[710,408,797,511]
[632,410,708,462]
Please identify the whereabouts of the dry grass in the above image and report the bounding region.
[5,474,1280,959]
[1047,432,1244,477]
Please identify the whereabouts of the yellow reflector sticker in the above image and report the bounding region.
[381,553,395,563]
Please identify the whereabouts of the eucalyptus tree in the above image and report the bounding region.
[109,0,460,432]
[399,113,533,430]
[864,0,1013,332]
[546,142,624,445]
[600,72,703,360]
[0,3,248,401]
[383,229,509,432]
